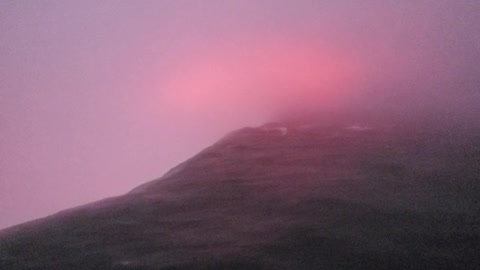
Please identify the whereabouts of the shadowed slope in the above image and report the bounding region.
[1,121,479,269]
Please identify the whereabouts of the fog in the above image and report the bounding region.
[1,1,479,229]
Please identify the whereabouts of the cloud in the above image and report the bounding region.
[160,38,363,123]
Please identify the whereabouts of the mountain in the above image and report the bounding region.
[1,120,479,269]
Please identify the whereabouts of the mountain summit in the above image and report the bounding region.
[1,121,479,269]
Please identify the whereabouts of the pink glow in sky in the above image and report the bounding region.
[161,38,361,120]
[1,1,480,229]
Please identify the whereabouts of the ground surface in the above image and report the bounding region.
[1,120,479,269]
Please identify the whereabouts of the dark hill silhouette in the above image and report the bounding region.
[1,120,479,269]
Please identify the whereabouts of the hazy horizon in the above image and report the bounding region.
[2,1,480,229]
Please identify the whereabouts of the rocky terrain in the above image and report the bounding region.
[1,120,479,269]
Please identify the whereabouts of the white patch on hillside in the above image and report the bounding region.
[347,124,371,131]
[262,126,288,136]
[118,261,132,266]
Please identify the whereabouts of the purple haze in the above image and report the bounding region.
[1,1,480,229]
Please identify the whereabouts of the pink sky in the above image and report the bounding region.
[1,1,480,229]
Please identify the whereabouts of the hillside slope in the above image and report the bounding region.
[1,121,479,269]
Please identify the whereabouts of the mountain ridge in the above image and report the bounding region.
[1,120,479,269]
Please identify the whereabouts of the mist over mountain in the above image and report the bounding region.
[2,0,480,231]
[1,118,479,269]
[2,2,480,268]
